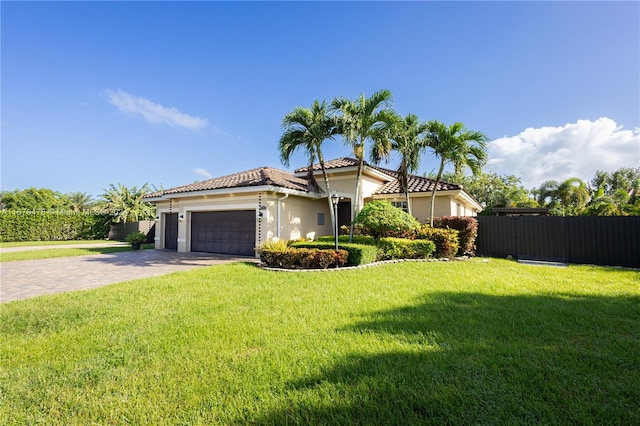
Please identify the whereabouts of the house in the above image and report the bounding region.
[144,157,482,256]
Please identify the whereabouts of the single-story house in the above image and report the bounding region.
[144,157,482,256]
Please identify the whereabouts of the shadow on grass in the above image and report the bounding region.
[82,249,258,267]
[249,292,640,425]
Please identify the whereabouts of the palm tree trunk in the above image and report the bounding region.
[317,151,336,236]
[429,161,445,226]
[350,144,365,242]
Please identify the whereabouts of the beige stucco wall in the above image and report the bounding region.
[154,193,259,253]
[153,190,332,255]
[270,195,332,241]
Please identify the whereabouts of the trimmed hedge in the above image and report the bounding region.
[317,235,376,245]
[433,216,478,256]
[261,248,349,269]
[291,242,378,266]
[0,211,112,242]
[415,225,460,258]
[376,237,435,260]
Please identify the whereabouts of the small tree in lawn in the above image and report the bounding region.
[354,200,419,240]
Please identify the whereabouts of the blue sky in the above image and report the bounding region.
[2,1,639,198]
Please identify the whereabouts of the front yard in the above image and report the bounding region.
[1,260,638,424]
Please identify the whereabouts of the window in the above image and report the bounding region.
[391,201,408,212]
[317,213,325,226]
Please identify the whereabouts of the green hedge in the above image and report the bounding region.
[261,248,349,269]
[291,242,378,266]
[433,216,478,256]
[376,237,436,260]
[0,211,112,242]
[415,225,459,258]
[317,235,376,245]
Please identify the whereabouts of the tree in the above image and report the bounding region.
[424,120,488,226]
[331,89,396,240]
[0,188,69,210]
[556,177,590,215]
[100,183,155,224]
[389,113,429,216]
[442,171,536,214]
[67,192,94,212]
[534,178,590,216]
[279,100,339,232]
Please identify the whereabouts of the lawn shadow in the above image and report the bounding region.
[247,292,639,425]
[82,249,258,268]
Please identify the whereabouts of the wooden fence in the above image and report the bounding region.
[476,216,640,268]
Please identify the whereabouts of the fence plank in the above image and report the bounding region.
[477,216,640,268]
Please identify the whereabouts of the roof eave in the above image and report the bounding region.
[145,185,323,201]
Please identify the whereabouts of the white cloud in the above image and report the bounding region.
[192,168,213,179]
[487,118,640,188]
[104,89,207,131]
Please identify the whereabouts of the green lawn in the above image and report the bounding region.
[0,240,115,248]
[0,244,154,262]
[1,260,638,424]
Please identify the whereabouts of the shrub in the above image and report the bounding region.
[317,235,376,245]
[354,200,419,239]
[0,211,111,242]
[260,247,348,269]
[125,231,147,244]
[433,216,478,256]
[256,238,290,254]
[292,242,378,266]
[416,225,459,258]
[376,237,436,260]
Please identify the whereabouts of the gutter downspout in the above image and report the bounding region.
[277,193,289,239]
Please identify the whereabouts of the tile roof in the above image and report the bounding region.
[295,157,462,193]
[146,158,463,199]
[374,174,462,194]
[146,166,309,198]
[294,157,360,173]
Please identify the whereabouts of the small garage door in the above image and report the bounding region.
[191,211,256,256]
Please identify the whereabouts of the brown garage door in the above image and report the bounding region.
[191,211,256,256]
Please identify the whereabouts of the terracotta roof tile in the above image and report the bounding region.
[146,158,463,199]
[374,175,462,194]
[296,157,462,194]
[294,157,360,173]
[146,167,309,198]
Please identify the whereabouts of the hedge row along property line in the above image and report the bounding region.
[0,211,112,242]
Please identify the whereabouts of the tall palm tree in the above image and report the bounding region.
[279,100,339,231]
[101,183,155,224]
[556,177,590,215]
[331,89,395,239]
[67,192,94,212]
[389,113,429,216]
[425,120,488,226]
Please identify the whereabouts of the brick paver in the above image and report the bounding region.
[1,249,257,303]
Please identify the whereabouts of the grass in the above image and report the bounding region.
[0,240,115,248]
[1,259,638,424]
[0,244,154,262]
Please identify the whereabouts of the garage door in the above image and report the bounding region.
[191,211,256,256]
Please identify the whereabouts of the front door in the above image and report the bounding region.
[164,213,178,250]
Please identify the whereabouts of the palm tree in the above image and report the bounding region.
[389,113,429,216]
[101,183,155,224]
[425,120,488,226]
[556,177,591,216]
[331,89,395,239]
[67,192,94,212]
[279,100,339,231]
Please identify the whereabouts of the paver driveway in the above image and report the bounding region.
[1,249,257,303]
